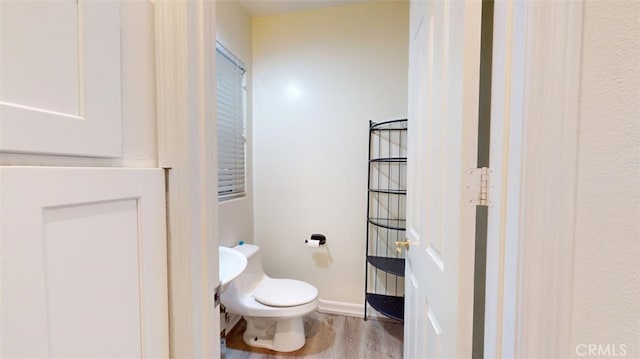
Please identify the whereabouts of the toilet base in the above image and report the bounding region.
[242,316,306,352]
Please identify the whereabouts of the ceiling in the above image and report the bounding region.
[238,0,372,16]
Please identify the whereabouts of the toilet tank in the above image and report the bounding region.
[231,243,265,292]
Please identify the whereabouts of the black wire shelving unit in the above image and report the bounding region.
[364,119,407,322]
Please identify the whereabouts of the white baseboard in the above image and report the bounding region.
[317,299,363,318]
[317,298,394,321]
[221,312,242,336]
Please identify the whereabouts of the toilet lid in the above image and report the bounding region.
[253,278,318,307]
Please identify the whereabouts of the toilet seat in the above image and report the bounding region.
[252,278,318,307]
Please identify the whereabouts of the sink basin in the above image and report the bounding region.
[219,246,247,291]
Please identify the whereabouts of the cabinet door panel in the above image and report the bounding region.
[0,167,169,358]
[0,1,122,157]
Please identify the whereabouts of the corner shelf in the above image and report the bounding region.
[369,157,407,163]
[367,256,405,276]
[367,218,406,230]
[366,293,404,321]
[369,188,407,195]
[365,119,407,322]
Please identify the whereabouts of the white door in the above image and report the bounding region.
[404,0,482,358]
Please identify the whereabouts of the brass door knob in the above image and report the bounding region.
[395,240,410,253]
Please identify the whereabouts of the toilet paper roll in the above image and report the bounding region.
[305,239,321,248]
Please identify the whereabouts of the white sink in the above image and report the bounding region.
[219,246,247,291]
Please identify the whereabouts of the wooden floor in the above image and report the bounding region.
[224,312,403,359]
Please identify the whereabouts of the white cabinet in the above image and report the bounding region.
[0,167,169,358]
[0,2,170,357]
[0,1,123,157]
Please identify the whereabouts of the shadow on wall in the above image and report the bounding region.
[311,244,333,268]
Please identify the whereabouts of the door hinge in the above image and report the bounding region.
[464,167,493,206]
[214,282,221,307]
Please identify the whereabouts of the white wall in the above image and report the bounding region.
[216,0,254,248]
[252,2,409,306]
[0,1,157,167]
[571,0,640,356]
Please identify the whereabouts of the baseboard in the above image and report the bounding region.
[317,299,363,318]
[228,313,242,332]
[221,312,242,337]
[317,298,393,321]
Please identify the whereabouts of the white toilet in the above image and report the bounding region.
[221,243,319,352]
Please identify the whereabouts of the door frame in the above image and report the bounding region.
[154,1,220,358]
[484,1,584,358]
[153,0,586,357]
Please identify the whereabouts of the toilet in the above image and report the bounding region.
[220,243,319,352]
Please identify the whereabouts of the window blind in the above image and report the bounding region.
[216,44,246,199]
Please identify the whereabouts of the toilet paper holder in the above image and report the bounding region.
[305,233,326,246]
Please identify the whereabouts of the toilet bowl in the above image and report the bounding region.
[220,244,319,352]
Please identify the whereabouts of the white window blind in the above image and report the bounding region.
[216,44,246,199]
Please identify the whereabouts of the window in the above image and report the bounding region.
[216,43,246,200]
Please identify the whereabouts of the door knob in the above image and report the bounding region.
[395,240,410,253]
